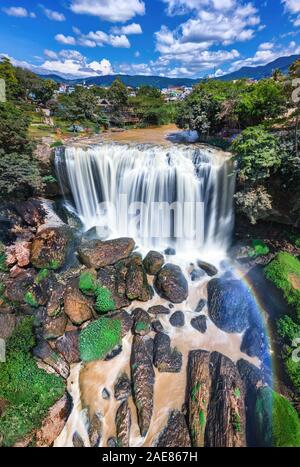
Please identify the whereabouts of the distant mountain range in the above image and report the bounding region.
[40,54,300,88]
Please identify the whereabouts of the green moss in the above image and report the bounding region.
[277,316,300,394]
[265,252,300,321]
[24,291,39,308]
[135,321,149,333]
[34,269,49,284]
[191,382,201,402]
[0,318,65,446]
[95,286,115,314]
[79,271,96,295]
[47,259,60,270]
[232,412,241,433]
[42,175,57,184]
[248,239,270,257]
[79,317,121,362]
[234,387,241,399]
[255,387,300,447]
[0,243,8,272]
[199,409,206,432]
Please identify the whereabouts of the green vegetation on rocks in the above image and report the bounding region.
[79,317,122,362]
[277,316,300,394]
[95,286,116,314]
[254,387,300,447]
[24,291,39,308]
[248,239,270,257]
[79,271,97,295]
[0,318,65,446]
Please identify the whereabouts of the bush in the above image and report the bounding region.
[79,317,121,362]
[0,318,65,446]
[264,252,300,321]
[254,387,300,447]
[234,185,273,224]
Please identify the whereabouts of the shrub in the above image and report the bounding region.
[95,286,116,314]
[254,387,300,447]
[0,318,65,446]
[264,252,300,321]
[234,185,272,224]
[79,317,122,362]
[248,240,270,257]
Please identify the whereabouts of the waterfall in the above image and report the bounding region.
[56,143,236,259]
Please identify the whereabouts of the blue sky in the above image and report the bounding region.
[0,0,300,79]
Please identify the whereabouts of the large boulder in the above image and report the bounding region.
[43,313,67,340]
[78,238,135,269]
[191,315,207,334]
[33,340,70,379]
[240,325,268,360]
[31,226,72,270]
[64,279,94,325]
[197,260,218,277]
[154,411,191,447]
[114,373,132,401]
[55,330,80,364]
[88,412,102,448]
[143,251,164,275]
[153,332,182,373]
[132,308,152,336]
[207,279,252,333]
[115,401,131,448]
[125,263,151,302]
[15,199,47,228]
[35,393,72,447]
[155,264,188,304]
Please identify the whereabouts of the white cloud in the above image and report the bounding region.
[111,23,142,35]
[282,0,300,14]
[41,6,66,22]
[2,7,36,18]
[162,0,236,16]
[44,49,58,59]
[70,0,145,23]
[77,29,131,48]
[55,34,76,45]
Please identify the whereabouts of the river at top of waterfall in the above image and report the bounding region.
[56,142,235,264]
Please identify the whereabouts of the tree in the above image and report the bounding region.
[0,57,19,100]
[0,102,32,154]
[59,87,102,123]
[108,79,129,111]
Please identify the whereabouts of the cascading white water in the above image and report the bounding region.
[56,143,236,259]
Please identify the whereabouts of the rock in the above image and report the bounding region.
[197,260,218,277]
[190,268,205,282]
[107,310,133,337]
[6,241,31,268]
[205,352,246,447]
[191,316,207,334]
[169,311,185,328]
[240,326,268,360]
[114,373,131,401]
[107,437,118,447]
[207,279,251,333]
[194,299,206,313]
[88,412,102,447]
[47,284,65,317]
[72,432,85,448]
[102,389,110,400]
[0,314,16,340]
[164,247,176,256]
[78,238,135,269]
[35,393,72,447]
[237,359,264,390]
[143,251,164,275]
[154,411,191,447]
[132,308,152,336]
[148,305,170,315]
[186,350,211,447]
[64,279,93,325]
[15,199,46,227]
[33,340,70,379]
[155,264,188,304]
[55,331,80,364]
[131,336,155,437]
[31,226,72,270]
[43,313,67,340]
[152,320,164,333]
[97,265,131,310]
[126,263,151,302]
[115,401,131,447]
[153,332,182,373]
[104,346,123,361]
[4,268,35,304]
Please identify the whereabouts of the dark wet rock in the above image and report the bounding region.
[15,199,46,228]
[107,437,118,447]
[153,332,182,373]
[155,264,188,304]
[190,268,206,282]
[132,308,152,336]
[0,313,17,340]
[131,335,155,437]
[186,350,211,447]
[164,247,176,256]
[197,260,218,277]
[43,312,67,340]
[241,325,268,360]
[115,401,131,447]
[107,310,133,337]
[191,315,207,334]
[55,330,80,364]
[35,393,72,447]
[78,238,135,269]
[33,339,70,379]
[97,265,131,310]
[3,268,35,304]
[104,345,122,361]
[102,389,110,400]
[143,251,164,275]
[207,279,251,333]
[47,283,65,317]
[114,373,132,401]
[205,352,246,447]
[169,311,185,328]
[64,279,94,325]
[168,303,174,309]
[88,412,102,448]
[31,226,72,270]
[154,411,191,447]
[195,299,206,313]
[152,320,164,333]
[126,263,151,302]
[148,305,170,315]
[237,359,264,390]
[73,432,85,448]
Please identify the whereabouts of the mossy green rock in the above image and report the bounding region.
[79,317,122,362]
[31,226,72,270]
[255,387,300,447]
